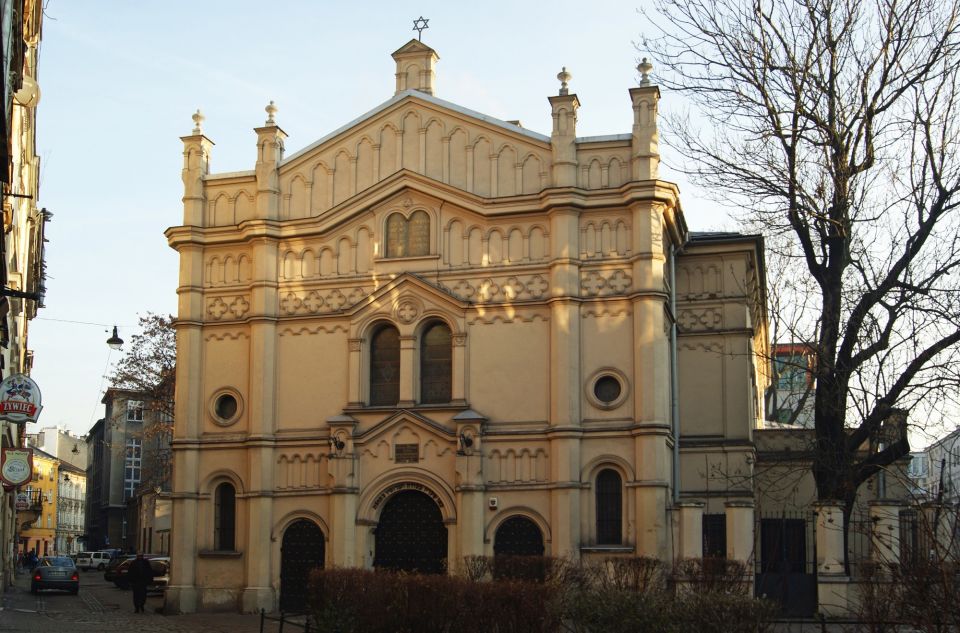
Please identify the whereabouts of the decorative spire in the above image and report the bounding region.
[638,58,654,86]
[412,16,429,41]
[191,109,204,135]
[265,100,278,126]
[557,67,572,96]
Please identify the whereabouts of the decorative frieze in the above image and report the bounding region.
[279,287,370,316]
[441,274,550,303]
[206,295,251,321]
[677,307,723,332]
[580,269,632,297]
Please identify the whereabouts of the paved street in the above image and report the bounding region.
[0,568,271,633]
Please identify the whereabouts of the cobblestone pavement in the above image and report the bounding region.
[0,569,272,633]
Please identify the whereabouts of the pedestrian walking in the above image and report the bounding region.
[127,553,154,613]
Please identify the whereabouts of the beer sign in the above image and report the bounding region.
[0,374,42,423]
[1,448,33,487]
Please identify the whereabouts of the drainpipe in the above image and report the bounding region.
[669,243,680,504]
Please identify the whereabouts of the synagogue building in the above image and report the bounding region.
[165,39,769,613]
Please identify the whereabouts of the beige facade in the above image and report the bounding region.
[0,0,49,589]
[165,40,769,613]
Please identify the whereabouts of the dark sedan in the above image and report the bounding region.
[104,554,136,582]
[31,556,79,594]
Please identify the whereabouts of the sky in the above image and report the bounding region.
[26,1,729,439]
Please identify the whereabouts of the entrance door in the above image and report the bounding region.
[494,516,545,556]
[374,490,447,574]
[279,519,325,613]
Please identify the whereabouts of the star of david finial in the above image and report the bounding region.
[412,16,429,41]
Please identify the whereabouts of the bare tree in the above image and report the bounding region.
[641,0,960,537]
[109,313,175,491]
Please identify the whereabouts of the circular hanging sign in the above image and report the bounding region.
[0,374,43,423]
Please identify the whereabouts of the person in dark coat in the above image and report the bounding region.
[127,554,154,613]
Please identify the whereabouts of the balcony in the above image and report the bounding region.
[17,489,45,531]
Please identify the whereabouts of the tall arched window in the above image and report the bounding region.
[214,482,236,551]
[420,322,452,403]
[596,468,622,545]
[370,325,400,405]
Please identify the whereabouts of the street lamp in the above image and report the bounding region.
[106,326,124,350]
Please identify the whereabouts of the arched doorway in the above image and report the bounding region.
[279,519,325,612]
[494,515,545,556]
[374,490,447,573]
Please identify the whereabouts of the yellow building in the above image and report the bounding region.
[20,448,58,557]
[165,40,769,613]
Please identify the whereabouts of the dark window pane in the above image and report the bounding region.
[370,326,400,405]
[702,514,727,558]
[215,483,236,551]
[594,376,622,403]
[420,323,451,404]
[596,469,622,544]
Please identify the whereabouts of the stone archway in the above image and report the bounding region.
[279,519,325,612]
[373,489,447,574]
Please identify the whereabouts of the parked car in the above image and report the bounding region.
[104,554,136,582]
[147,557,169,594]
[77,550,113,571]
[113,555,167,590]
[31,556,79,594]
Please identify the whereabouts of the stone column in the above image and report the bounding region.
[398,335,416,407]
[868,500,903,568]
[676,502,705,560]
[815,500,852,617]
[724,500,754,563]
[454,418,485,568]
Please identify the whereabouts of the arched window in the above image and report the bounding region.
[420,322,452,403]
[214,482,236,551]
[596,468,622,545]
[370,325,400,405]
[386,211,430,258]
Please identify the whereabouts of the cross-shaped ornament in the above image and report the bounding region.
[412,16,429,41]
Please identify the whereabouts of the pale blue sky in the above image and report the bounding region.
[27,1,725,438]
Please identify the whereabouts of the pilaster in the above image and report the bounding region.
[676,501,705,559]
[868,499,903,567]
[724,500,754,563]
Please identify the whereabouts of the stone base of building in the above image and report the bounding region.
[164,585,198,614]
[241,586,276,614]
[817,575,853,618]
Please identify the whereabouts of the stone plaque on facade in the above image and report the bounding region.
[394,443,419,463]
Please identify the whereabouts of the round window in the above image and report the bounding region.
[215,394,238,421]
[594,376,622,404]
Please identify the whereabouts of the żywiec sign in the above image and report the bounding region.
[1,448,34,487]
[0,374,42,424]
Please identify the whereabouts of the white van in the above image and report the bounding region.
[76,550,113,571]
